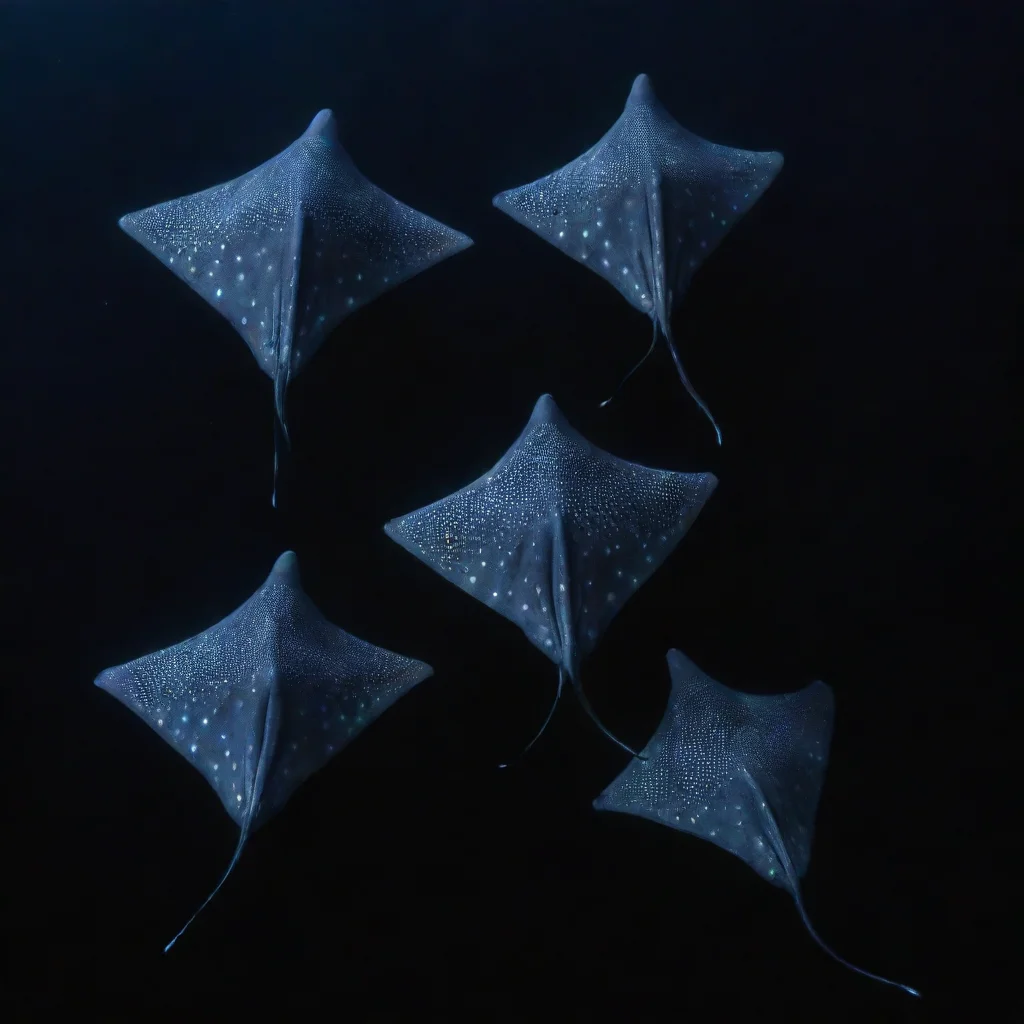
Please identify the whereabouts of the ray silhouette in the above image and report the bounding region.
[594,649,921,998]
[384,395,716,762]
[95,551,433,952]
[119,109,473,506]
[493,73,784,443]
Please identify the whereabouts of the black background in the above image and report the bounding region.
[2,0,1016,1017]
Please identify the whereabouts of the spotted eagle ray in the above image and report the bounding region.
[593,648,921,998]
[94,550,434,951]
[383,395,716,762]
[118,109,473,505]
[493,74,783,443]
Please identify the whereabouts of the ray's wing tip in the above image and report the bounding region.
[406,220,473,264]
[665,647,703,680]
[94,666,120,692]
[117,211,146,239]
[763,149,785,181]
[527,393,566,429]
[593,787,637,814]
[382,517,417,554]
[389,655,434,687]
[592,790,613,812]
[381,657,433,700]
[808,678,835,712]
[412,660,435,684]
[492,188,540,230]
[491,189,522,216]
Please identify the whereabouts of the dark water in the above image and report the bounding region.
[2,0,1014,1015]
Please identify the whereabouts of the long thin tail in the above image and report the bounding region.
[662,319,722,445]
[792,895,921,998]
[499,668,565,768]
[164,826,250,953]
[752,775,921,999]
[600,319,659,408]
[569,672,647,759]
[271,368,292,509]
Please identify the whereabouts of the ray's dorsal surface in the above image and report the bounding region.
[384,395,716,762]
[493,74,784,444]
[119,109,473,506]
[94,551,433,951]
[594,649,921,998]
